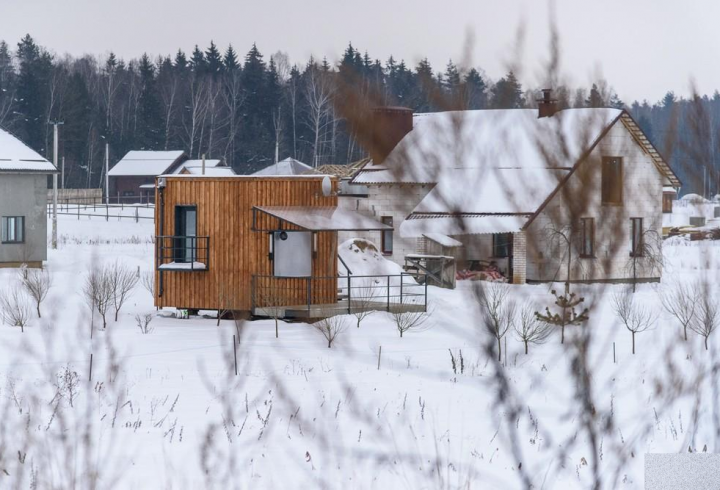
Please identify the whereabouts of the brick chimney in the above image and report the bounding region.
[537,89,558,118]
[371,106,413,165]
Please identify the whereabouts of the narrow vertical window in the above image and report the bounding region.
[631,218,644,256]
[381,216,393,255]
[492,233,512,258]
[580,218,595,257]
[601,157,623,204]
[662,193,673,213]
[1,216,24,243]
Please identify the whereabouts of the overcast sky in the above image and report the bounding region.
[1,0,718,103]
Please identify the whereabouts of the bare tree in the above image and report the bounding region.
[514,302,552,354]
[141,270,155,298]
[108,262,139,322]
[0,287,32,332]
[625,227,663,293]
[690,293,719,351]
[19,268,52,318]
[612,290,656,354]
[135,313,154,334]
[83,266,113,329]
[349,277,378,328]
[660,281,698,341]
[477,282,515,360]
[304,64,334,167]
[313,313,349,348]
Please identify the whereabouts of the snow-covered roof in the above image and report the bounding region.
[254,206,393,232]
[353,108,633,232]
[422,233,463,247]
[108,150,185,177]
[252,158,313,176]
[400,215,529,238]
[176,166,236,176]
[0,128,56,173]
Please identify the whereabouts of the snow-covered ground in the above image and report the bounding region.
[0,214,719,489]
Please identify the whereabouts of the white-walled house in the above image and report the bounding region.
[349,97,681,284]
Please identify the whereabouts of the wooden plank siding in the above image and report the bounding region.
[154,176,339,312]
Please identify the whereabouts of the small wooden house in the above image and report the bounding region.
[154,175,425,318]
[109,150,186,201]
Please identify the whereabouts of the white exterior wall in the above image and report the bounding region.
[525,120,666,282]
[338,184,432,265]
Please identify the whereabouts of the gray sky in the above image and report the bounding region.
[1,0,718,103]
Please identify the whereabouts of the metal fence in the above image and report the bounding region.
[156,236,210,271]
[252,273,427,318]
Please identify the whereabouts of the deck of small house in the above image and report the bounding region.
[251,273,428,319]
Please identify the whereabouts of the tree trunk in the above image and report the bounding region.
[524,340,528,355]
[37,304,41,319]
[328,339,331,348]
[115,309,119,322]
[400,329,404,338]
[706,336,709,351]
[632,331,636,354]
[275,319,279,339]
[497,337,502,362]
[684,324,688,341]
[561,324,565,344]
[357,318,361,328]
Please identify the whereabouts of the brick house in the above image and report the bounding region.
[349,96,681,285]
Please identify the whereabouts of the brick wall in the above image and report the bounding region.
[525,120,666,282]
[338,184,432,265]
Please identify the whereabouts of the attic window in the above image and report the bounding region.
[601,157,623,205]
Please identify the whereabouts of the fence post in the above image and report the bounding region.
[105,204,109,221]
[135,207,139,223]
[424,278,428,312]
[307,278,312,314]
[377,346,382,370]
[251,275,255,313]
[347,275,351,315]
[77,202,80,220]
[400,275,403,305]
[387,275,391,312]
[233,334,238,376]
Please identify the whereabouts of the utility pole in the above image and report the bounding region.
[61,156,65,190]
[105,142,110,204]
[202,153,206,175]
[50,121,63,250]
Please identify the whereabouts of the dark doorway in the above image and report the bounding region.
[174,205,197,263]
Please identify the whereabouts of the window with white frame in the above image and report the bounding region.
[1,216,25,243]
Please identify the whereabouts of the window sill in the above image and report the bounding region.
[579,255,596,259]
[1,241,24,245]
[382,252,393,256]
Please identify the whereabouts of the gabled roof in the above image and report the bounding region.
[252,157,313,176]
[108,150,185,177]
[354,107,679,237]
[0,128,56,173]
[170,159,228,175]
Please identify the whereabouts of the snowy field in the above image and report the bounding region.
[0,214,719,489]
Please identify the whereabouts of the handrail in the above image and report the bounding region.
[338,254,353,275]
[155,235,210,271]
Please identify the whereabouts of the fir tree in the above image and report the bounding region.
[205,40,222,76]
[174,49,188,71]
[190,45,206,74]
[585,83,604,108]
[491,71,524,109]
[223,44,240,71]
[136,54,163,149]
[464,68,487,110]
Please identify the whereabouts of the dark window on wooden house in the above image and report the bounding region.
[381,216,393,255]
[580,218,595,258]
[601,157,623,204]
[663,193,674,213]
[492,233,512,258]
[1,216,24,243]
[174,205,197,263]
[630,218,643,257]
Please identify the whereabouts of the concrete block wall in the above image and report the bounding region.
[525,120,665,282]
[338,184,432,265]
[0,174,48,264]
